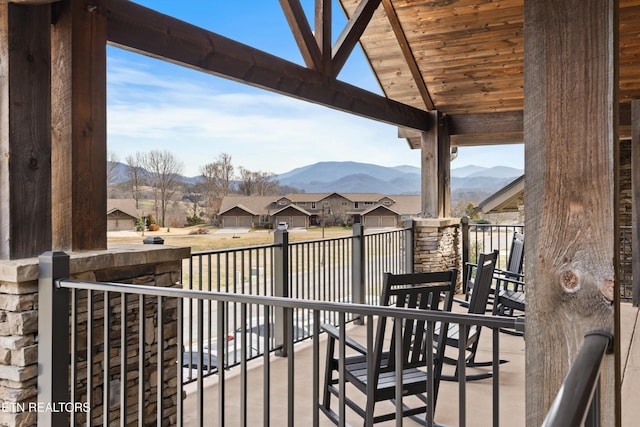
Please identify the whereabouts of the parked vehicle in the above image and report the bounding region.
[277,222,288,230]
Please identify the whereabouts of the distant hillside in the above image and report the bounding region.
[276,161,522,197]
[108,160,523,204]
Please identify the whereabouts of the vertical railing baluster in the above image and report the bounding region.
[104,291,110,427]
[217,301,225,426]
[120,293,127,427]
[493,328,500,427]
[157,296,164,424]
[312,310,320,427]
[138,294,144,427]
[263,306,271,427]
[87,289,94,427]
[71,288,78,427]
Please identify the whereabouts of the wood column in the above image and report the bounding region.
[420,110,450,218]
[51,0,107,251]
[632,100,640,307]
[0,4,52,260]
[524,1,619,425]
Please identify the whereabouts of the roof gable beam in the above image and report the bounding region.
[106,0,431,131]
[279,0,323,71]
[380,0,434,110]
[332,0,381,77]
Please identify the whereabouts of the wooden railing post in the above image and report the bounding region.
[37,252,71,426]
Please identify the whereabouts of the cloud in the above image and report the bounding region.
[107,52,523,177]
[107,54,418,176]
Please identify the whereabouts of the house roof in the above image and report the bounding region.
[107,199,138,218]
[218,196,276,215]
[272,204,312,216]
[477,175,525,214]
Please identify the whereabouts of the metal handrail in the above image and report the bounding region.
[56,278,525,331]
[541,331,614,427]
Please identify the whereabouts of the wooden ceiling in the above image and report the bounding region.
[338,0,640,147]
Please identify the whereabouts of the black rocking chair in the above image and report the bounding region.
[319,269,457,425]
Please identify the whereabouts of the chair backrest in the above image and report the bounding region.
[374,270,457,375]
[467,250,499,315]
[504,232,525,279]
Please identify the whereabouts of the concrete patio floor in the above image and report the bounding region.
[182,302,640,426]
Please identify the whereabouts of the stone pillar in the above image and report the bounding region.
[0,245,189,427]
[412,218,462,291]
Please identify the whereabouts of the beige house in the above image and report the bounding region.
[106,199,138,232]
[218,193,421,229]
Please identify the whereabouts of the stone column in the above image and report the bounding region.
[412,218,462,291]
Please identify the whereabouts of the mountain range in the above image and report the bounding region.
[275,161,523,196]
[109,160,523,202]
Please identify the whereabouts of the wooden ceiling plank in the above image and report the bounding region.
[381,0,434,110]
[106,0,432,131]
[279,0,323,71]
[331,0,381,77]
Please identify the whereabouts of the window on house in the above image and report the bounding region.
[311,202,316,209]
[354,202,359,208]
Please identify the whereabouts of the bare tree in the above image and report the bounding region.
[237,167,279,196]
[125,152,146,209]
[200,153,234,202]
[142,149,183,227]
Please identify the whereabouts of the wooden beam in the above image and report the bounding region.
[106,0,431,132]
[279,0,322,71]
[331,0,381,78]
[524,0,618,425]
[0,3,52,260]
[381,0,434,111]
[314,0,331,75]
[51,0,107,251]
[421,111,449,218]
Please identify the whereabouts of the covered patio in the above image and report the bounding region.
[1,0,638,426]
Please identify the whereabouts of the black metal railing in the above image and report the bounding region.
[541,331,614,427]
[461,220,635,302]
[182,224,412,383]
[620,226,633,302]
[38,251,524,427]
[461,218,525,286]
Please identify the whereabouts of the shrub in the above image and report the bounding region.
[188,228,209,235]
[185,215,206,227]
[148,223,160,232]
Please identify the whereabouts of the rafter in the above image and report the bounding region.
[314,0,332,75]
[381,0,434,111]
[106,0,432,131]
[279,0,322,71]
[332,0,381,78]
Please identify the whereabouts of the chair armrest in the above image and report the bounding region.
[495,275,525,292]
[493,268,524,280]
[320,323,367,356]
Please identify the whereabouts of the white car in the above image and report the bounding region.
[277,222,288,230]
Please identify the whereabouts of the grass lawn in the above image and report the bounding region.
[107,226,353,252]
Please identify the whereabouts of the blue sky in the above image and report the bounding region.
[107,1,524,177]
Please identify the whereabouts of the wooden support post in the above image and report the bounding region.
[51,0,107,251]
[524,1,619,425]
[632,100,640,307]
[0,3,52,259]
[421,110,451,218]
